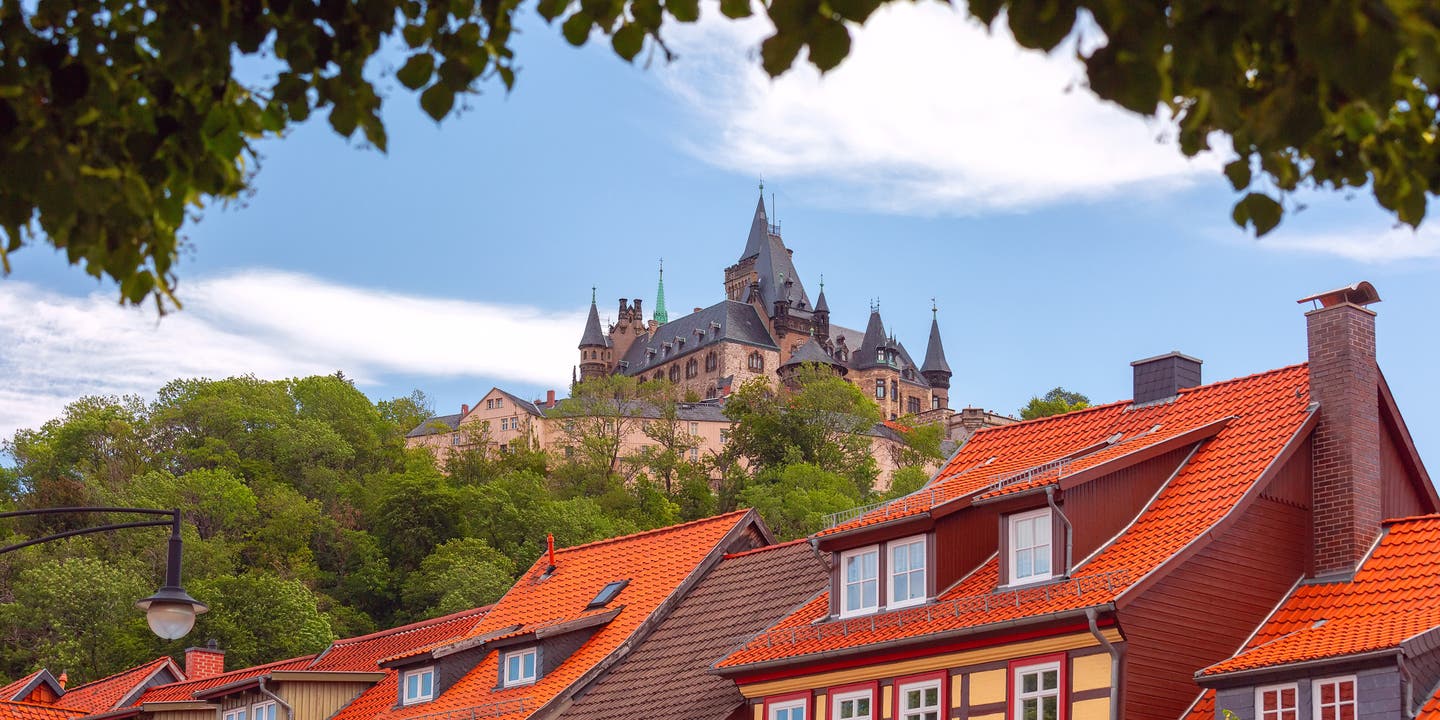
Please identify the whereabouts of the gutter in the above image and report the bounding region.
[1397,653,1414,719]
[1046,487,1073,577]
[257,677,293,720]
[714,604,1116,676]
[1085,607,1121,720]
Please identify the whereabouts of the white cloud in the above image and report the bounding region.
[0,271,581,441]
[1259,224,1440,264]
[655,3,1218,213]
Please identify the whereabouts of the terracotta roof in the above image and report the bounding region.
[1183,691,1214,720]
[339,510,756,720]
[59,659,178,713]
[134,656,314,704]
[1420,683,1440,719]
[0,673,46,703]
[310,607,488,672]
[1199,514,1440,677]
[0,701,83,720]
[720,364,1314,669]
[559,540,828,720]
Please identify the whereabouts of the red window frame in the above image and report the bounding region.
[1007,652,1069,720]
[827,680,879,720]
[763,690,812,720]
[892,670,948,720]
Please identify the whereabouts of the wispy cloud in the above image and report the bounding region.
[1258,224,1440,264]
[0,271,581,440]
[656,3,1218,214]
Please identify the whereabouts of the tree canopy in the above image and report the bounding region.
[2,1,1437,308]
[1018,386,1092,420]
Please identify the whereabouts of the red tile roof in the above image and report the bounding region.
[0,673,45,703]
[337,510,755,720]
[133,656,314,704]
[1183,691,1214,720]
[1419,683,1440,720]
[0,701,83,720]
[720,365,1314,669]
[59,659,179,713]
[309,607,488,672]
[1199,514,1440,677]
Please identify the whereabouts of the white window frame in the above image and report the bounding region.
[251,702,276,720]
[1312,676,1357,720]
[838,545,880,617]
[223,710,247,720]
[768,699,807,720]
[1255,682,1299,720]
[831,690,873,720]
[1012,661,1061,720]
[401,667,435,705]
[502,647,538,688]
[887,535,927,609]
[1007,508,1054,586]
[897,679,942,720]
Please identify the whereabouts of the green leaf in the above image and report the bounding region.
[419,84,454,121]
[537,0,570,21]
[666,0,699,23]
[397,54,435,91]
[1223,159,1251,191]
[808,20,851,73]
[611,23,645,61]
[760,33,804,77]
[1240,192,1283,236]
[719,0,752,19]
[329,103,358,136]
[562,12,594,45]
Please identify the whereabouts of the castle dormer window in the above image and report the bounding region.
[876,349,885,364]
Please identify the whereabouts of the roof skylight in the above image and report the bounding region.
[587,580,629,609]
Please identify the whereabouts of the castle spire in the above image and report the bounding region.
[739,189,769,262]
[653,260,669,325]
[921,302,953,388]
[579,289,607,348]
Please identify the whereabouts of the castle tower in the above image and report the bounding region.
[813,278,831,345]
[921,303,952,410]
[653,261,669,325]
[724,190,768,302]
[578,288,610,381]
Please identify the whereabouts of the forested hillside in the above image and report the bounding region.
[0,370,941,683]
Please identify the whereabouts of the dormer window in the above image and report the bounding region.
[1007,509,1053,585]
[401,667,435,705]
[876,349,885,363]
[588,579,629,609]
[888,535,926,609]
[840,546,879,617]
[502,648,538,687]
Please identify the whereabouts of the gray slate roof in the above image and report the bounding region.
[405,413,463,438]
[781,335,844,370]
[921,314,952,375]
[618,300,777,375]
[737,196,813,317]
[579,299,609,348]
[846,309,930,386]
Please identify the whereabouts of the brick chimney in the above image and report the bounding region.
[461,404,469,415]
[1131,351,1203,405]
[546,390,556,407]
[1301,281,1383,577]
[184,640,225,680]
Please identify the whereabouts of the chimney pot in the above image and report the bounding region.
[461,404,469,415]
[547,390,556,406]
[1130,351,1203,405]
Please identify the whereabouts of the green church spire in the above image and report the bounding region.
[653,259,669,325]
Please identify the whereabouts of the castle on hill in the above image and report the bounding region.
[578,190,975,428]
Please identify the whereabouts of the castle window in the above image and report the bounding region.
[653,371,663,382]
[669,365,680,382]
[932,396,940,410]
[748,352,764,372]
[875,380,885,399]
[706,351,718,371]
[686,358,698,379]
[908,397,921,414]
[891,380,899,400]
[877,349,885,364]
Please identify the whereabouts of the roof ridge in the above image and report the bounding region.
[61,658,168,693]
[328,607,489,646]
[3,700,85,711]
[723,538,809,559]
[554,510,750,555]
[155,655,315,689]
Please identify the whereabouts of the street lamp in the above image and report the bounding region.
[0,507,209,640]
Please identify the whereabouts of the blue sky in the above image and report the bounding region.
[4,5,1439,466]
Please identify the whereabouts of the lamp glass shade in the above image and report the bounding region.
[145,601,197,640]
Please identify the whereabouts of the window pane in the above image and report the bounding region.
[846,584,861,610]
[1022,673,1037,693]
[1017,549,1033,578]
[1042,670,1057,690]
[1281,688,1295,706]
[421,671,432,696]
[1320,710,1335,720]
[905,689,921,709]
[1339,707,1354,720]
[523,651,535,677]
[1042,696,1057,720]
[1017,518,1034,547]
[1338,680,1354,702]
[857,698,870,716]
[862,580,876,607]
[1321,684,1334,704]
[1034,551,1051,576]
[910,542,924,567]
[894,574,909,600]
[923,688,937,705]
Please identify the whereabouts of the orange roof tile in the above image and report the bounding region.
[134,656,314,704]
[0,701,83,720]
[1183,691,1214,720]
[0,673,46,704]
[721,365,1314,669]
[309,607,488,672]
[1200,514,1440,677]
[1419,683,1440,720]
[59,659,178,713]
[337,510,754,720]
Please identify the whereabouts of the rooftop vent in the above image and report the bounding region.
[1131,351,1202,405]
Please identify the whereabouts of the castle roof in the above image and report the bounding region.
[738,194,769,263]
[780,336,844,371]
[618,301,776,376]
[737,194,812,317]
[813,288,829,314]
[579,297,608,349]
[921,311,951,375]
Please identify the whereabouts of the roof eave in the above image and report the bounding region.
[1195,648,1399,686]
[712,603,1116,677]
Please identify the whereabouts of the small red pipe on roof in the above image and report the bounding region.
[547,534,556,570]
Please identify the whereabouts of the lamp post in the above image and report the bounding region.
[0,507,209,640]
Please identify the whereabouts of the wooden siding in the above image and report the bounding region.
[1260,436,1312,511]
[150,710,216,720]
[1065,446,1193,565]
[278,682,375,720]
[1380,421,1430,519]
[1120,488,1310,719]
[934,506,999,592]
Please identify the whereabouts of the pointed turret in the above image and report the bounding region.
[921,304,952,390]
[812,276,830,342]
[739,191,769,262]
[653,261,669,325]
[856,304,892,369]
[578,288,610,382]
[814,285,829,314]
[579,289,607,348]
